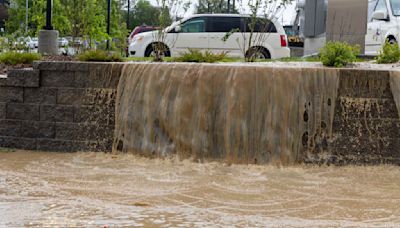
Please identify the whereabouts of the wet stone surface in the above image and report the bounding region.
[1,62,400,165]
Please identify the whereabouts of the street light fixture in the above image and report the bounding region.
[44,0,53,30]
[25,0,28,34]
[127,0,130,30]
[107,0,111,50]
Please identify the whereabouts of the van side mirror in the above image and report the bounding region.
[175,25,181,32]
[372,10,388,21]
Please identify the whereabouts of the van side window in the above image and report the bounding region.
[207,17,242,32]
[181,18,206,33]
[244,18,277,33]
[391,0,400,16]
[374,0,388,13]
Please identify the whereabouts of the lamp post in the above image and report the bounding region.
[127,0,130,30]
[44,0,53,30]
[25,0,28,34]
[38,0,59,55]
[107,0,111,50]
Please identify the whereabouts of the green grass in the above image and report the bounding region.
[174,49,229,63]
[0,147,16,153]
[78,50,124,62]
[0,52,42,65]
[258,56,367,63]
[125,56,321,63]
[125,57,153,62]
[126,49,230,63]
[255,56,320,62]
[125,55,368,64]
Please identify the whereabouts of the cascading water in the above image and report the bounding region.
[113,63,339,164]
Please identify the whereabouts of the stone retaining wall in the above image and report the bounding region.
[1,62,400,165]
[0,62,123,152]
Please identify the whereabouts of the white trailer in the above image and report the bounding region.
[295,0,400,56]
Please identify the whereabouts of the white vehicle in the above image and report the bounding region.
[365,0,400,55]
[31,37,38,48]
[128,14,290,59]
[15,37,35,49]
[58,37,69,47]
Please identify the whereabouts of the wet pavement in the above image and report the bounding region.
[1,150,400,227]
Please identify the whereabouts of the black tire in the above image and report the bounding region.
[246,47,270,60]
[145,43,171,57]
[388,38,397,45]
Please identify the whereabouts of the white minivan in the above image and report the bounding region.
[128,14,290,59]
[365,0,400,55]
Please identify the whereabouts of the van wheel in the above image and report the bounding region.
[246,47,270,60]
[145,43,171,58]
[387,37,397,45]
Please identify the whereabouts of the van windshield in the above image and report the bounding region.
[391,0,400,16]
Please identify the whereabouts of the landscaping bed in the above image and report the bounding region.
[0,54,75,75]
[0,63,32,75]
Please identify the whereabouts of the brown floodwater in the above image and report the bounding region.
[1,150,400,227]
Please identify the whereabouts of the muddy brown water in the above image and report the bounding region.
[114,64,340,164]
[1,150,400,227]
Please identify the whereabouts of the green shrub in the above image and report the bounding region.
[319,41,360,67]
[175,49,228,63]
[78,50,124,62]
[0,52,42,65]
[376,41,400,64]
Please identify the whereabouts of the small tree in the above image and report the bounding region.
[224,0,293,62]
[150,0,172,61]
[151,0,190,61]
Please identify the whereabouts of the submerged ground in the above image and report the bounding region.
[0,150,399,227]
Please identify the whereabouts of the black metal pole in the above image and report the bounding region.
[232,0,235,13]
[227,0,230,13]
[107,0,111,50]
[127,0,130,30]
[44,0,53,30]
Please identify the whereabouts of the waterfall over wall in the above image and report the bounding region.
[113,63,339,164]
[2,61,399,164]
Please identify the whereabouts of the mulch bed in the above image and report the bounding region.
[43,55,76,62]
[0,55,76,75]
[0,63,32,75]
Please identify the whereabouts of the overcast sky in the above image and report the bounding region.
[146,0,297,25]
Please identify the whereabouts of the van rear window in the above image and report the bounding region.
[244,18,277,33]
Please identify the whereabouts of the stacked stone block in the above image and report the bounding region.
[330,69,400,164]
[0,62,123,152]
